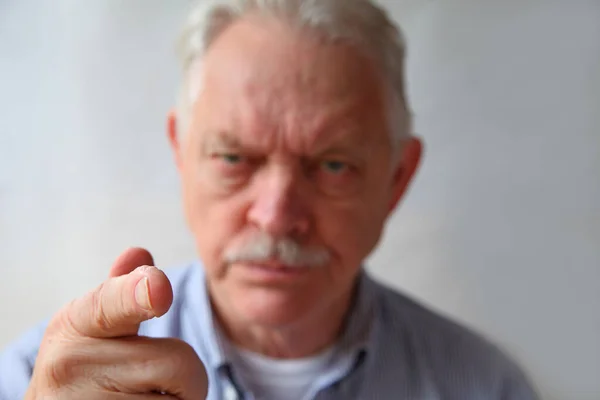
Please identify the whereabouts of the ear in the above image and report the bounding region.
[167,109,183,171]
[388,136,423,214]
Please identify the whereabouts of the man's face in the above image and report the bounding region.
[169,16,420,327]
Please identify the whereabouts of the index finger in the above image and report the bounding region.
[109,247,155,278]
[55,265,173,338]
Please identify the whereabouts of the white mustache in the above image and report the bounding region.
[224,232,331,268]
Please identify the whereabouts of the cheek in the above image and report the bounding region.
[318,166,393,256]
[181,166,248,272]
[315,197,386,270]
[193,201,247,278]
[312,164,393,269]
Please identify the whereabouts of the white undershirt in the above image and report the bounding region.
[229,345,337,400]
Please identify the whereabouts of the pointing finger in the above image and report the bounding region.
[57,265,173,338]
[109,247,155,278]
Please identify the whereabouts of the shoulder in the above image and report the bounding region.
[367,275,539,399]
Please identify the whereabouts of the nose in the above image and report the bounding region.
[247,166,310,239]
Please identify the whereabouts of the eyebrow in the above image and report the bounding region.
[310,126,372,156]
[201,131,242,154]
[314,143,372,166]
[200,126,379,160]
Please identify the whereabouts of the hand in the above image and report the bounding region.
[25,248,209,400]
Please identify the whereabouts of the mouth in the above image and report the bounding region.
[235,260,311,283]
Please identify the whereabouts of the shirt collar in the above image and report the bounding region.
[334,269,377,357]
[189,261,377,371]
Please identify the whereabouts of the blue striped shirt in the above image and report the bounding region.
[0,261,539,399]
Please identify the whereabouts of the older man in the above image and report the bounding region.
[0,0,539,399]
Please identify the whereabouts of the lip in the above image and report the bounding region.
[236,262,310,284]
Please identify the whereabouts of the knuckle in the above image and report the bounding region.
[142,338,202,382]
[167,339,207,381]
[47,300,78,336]
[89,282,115,334]
[63,302,87,337]
[34,314,84,389]
[91,278,143,334]
[47,352,75,385]
[169,338,198,362]
[48,282,115,338]
[38,340,82,386]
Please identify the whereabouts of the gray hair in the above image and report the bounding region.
[175,0,413,145]
[224,230,331,268]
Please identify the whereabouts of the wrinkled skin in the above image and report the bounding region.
[25,248,209,399]
[24,13,421,400]
[169,15,422,357]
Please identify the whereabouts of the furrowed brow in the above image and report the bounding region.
[201,131,241,154]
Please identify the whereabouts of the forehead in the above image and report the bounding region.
[191,15,391,152]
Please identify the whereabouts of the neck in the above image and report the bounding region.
[209,283,358,359]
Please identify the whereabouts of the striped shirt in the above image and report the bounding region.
[0,261,539,399]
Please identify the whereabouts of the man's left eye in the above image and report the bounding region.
[221,154,244,164]
[321,160,349,174]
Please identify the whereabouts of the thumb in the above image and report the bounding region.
[58,265,173,338]
[109,247,155,278]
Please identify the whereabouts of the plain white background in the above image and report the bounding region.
[1,1,599,399]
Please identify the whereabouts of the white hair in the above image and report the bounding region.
[175,0,413,145]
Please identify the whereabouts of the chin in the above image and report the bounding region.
[234,287,321,327]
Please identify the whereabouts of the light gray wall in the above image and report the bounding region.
[1,1,598,399]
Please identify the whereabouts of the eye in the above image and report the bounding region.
[209,152,249,167]
[220,153,244,164]
[321,160,349,174]
[209,152,253,176]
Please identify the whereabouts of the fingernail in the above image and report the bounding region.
[135,277,153,311]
